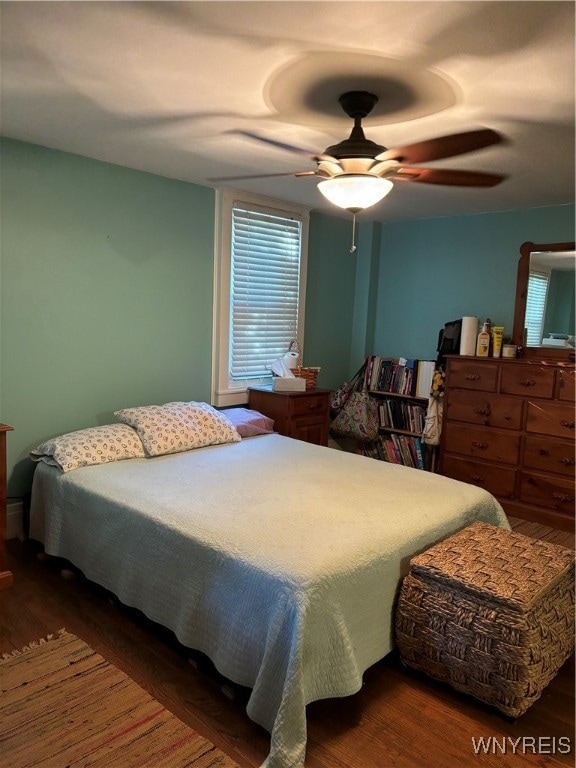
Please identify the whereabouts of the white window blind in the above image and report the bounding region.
[230,204,303,380]
[213,190,309,407]
[525,270,550,346]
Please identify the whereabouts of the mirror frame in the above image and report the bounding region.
[513,240,576,360]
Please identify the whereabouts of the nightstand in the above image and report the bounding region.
[248,387,331,446]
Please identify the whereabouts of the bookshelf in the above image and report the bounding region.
[360,356,436,471]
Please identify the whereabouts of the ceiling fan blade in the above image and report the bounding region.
[377,129,504,165]
[392,167,506,187]
[228,129,321,159]
[207,171,317,182]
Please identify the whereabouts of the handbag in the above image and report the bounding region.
[330,363,366,417]
[330,361,379,442]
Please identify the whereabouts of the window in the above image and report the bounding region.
[213,189,309,406]
[525,270,550,346]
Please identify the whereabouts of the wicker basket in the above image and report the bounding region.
[293,366,320,390]
[395,521,575,717]
[285,341,320,389]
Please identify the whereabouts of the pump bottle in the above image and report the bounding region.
[476,321,491,357]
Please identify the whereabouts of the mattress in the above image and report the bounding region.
[29,433,509,768]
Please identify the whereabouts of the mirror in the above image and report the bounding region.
[513,240,576,360]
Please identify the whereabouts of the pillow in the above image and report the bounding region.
[30,423,146,473]
[220,407,275,437]
[114,401,241,457]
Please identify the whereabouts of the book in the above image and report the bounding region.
[407,437,418,467]
[413,437,425,469]
[416,360,436,399]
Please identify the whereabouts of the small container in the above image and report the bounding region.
[502,344,517,358]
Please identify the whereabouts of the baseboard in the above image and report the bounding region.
[7,500,24,540]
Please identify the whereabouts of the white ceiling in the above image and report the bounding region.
[1,1,575,224]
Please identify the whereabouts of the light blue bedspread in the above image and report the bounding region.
[29,434,509,767]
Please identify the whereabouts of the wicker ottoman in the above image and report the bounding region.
[395,521,575,717]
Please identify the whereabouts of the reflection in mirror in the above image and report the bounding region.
[513,241,576,360]
[527,249,575,347]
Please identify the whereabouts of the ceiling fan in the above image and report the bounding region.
[211,90,507,217]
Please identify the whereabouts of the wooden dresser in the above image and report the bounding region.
[248,387,331,446]
[439,356,575,531]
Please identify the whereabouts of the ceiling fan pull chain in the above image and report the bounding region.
[350,213,357,253]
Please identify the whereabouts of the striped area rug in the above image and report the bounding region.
[1,629,241,768]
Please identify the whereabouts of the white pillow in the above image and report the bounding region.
[114,401,241,457]
[30,424,146,473]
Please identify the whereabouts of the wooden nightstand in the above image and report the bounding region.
[248,387,331,446]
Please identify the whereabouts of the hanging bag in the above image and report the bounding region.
[330,363,365,417]
[330,360,379,442]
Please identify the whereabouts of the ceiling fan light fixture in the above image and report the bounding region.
[317,174,394,213]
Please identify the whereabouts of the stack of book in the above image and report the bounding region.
[361,434,426,469]
[367,356,436,399]
[378,399,425,433]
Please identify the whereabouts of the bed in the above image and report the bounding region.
[29,424,509,768]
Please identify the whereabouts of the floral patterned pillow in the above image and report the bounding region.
[30,423,146,473]
[114,401,241,457]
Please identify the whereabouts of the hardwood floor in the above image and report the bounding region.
[507,516,575,549]
[1,521,574,768]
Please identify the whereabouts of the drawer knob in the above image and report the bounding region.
[470,474,485,483]
[552,492,574,504]
[471,441,488,450]
[474,407,491,417]
[559,457,575,466]
[464,374,480,381]
[560,420,575,430]
[518,379,536,387]
[539,449,550,456]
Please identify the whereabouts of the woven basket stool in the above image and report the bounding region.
[395,521,575,717]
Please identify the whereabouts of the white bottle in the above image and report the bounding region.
[476,321,490,357]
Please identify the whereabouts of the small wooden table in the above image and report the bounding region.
[248,387,331,447]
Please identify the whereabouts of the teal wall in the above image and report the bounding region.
[1,137,573,498]
[1,139,215,496]
[371,205,575,359]
[304,216,386,386]
[304,212,358,389]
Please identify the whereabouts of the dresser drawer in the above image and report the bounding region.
[446,360,498,392]
[556,368,576,402]
[526,401,576,438]
[500,364,555,398]
[519,471,575,514]
[445,390,523,430]
[523,436,576,477]
[288,415,328,444]
[443,423,520,464]
[441,455,516,499]
[290,392,330,416]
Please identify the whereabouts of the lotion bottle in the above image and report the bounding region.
[492,326,504,357]
[476,321,491,357]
